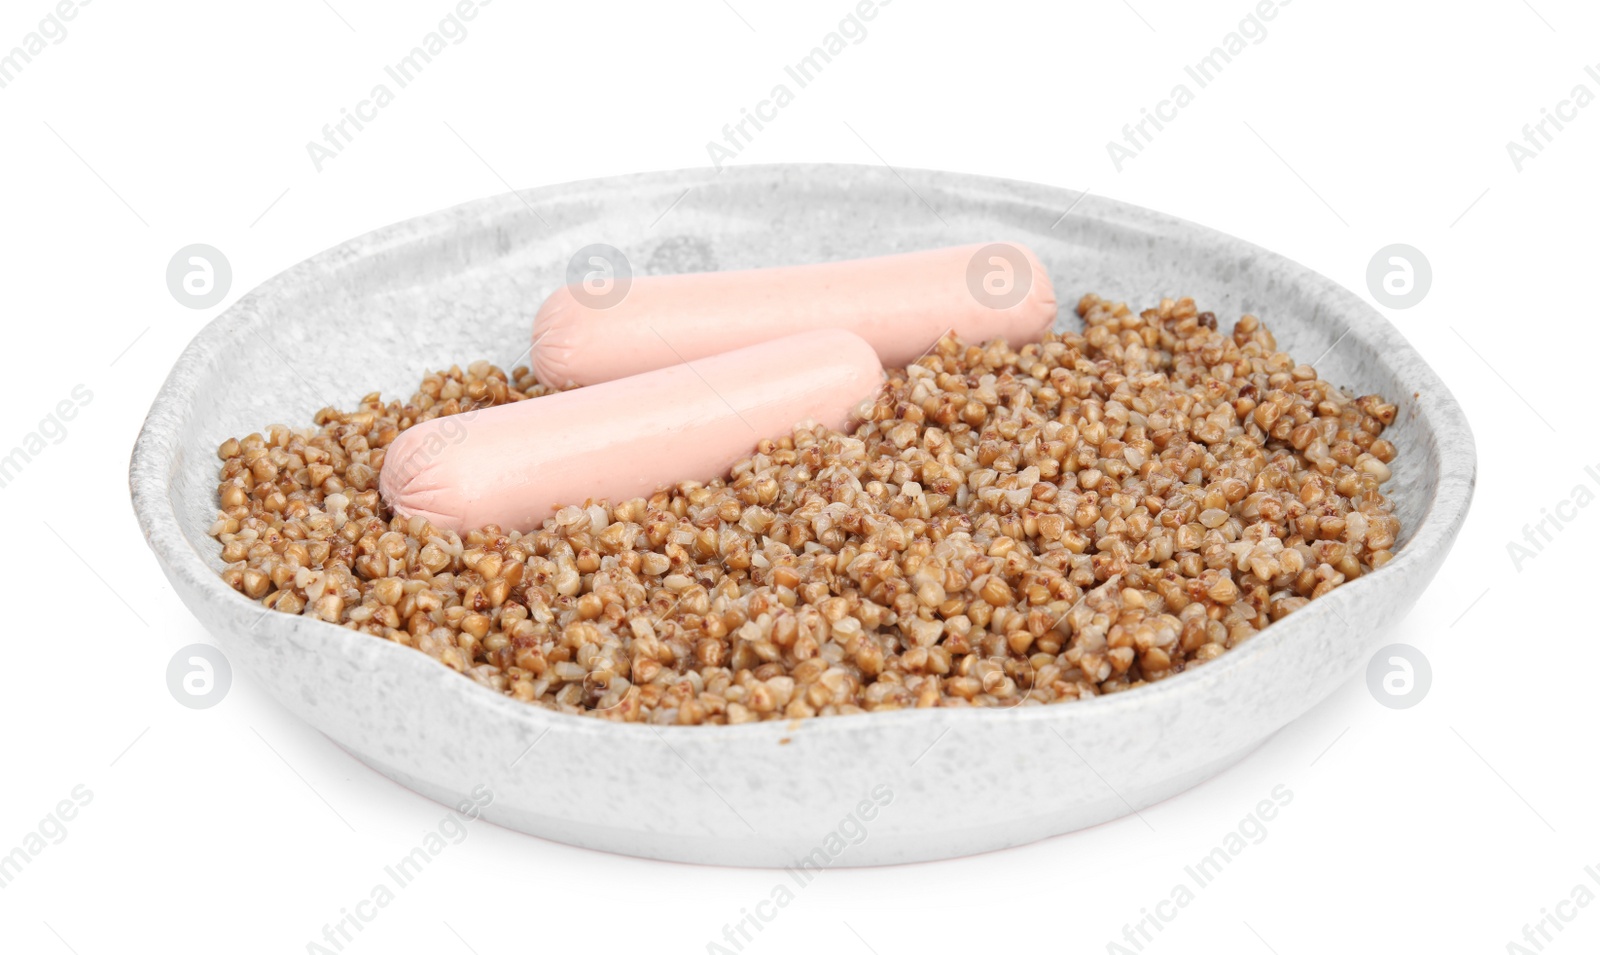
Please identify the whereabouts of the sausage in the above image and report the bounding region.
[531,242,1056,387]
[378,330,884,533]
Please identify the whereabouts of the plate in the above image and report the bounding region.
[130,164,1475,866]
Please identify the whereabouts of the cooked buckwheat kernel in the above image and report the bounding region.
[209,295,1401,724]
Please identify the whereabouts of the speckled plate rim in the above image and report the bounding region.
[130,162,1477,750]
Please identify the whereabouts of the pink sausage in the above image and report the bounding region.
[379,330,883,533]
[531,242,1057,388]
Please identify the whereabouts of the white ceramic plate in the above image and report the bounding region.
[130,164,1474,866]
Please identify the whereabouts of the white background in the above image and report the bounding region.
[0,1,1593,952]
